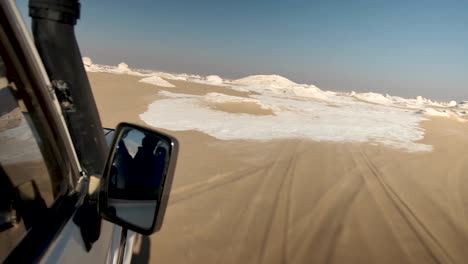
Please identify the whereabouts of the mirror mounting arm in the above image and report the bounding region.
[73,175,102,251]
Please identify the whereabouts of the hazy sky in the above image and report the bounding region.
[18,0,468,101]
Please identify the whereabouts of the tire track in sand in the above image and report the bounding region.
[169,164,270,205]
[355,148,454,263]
[257,140,299,264]
[222,140,301,264]
[289,144,366,264]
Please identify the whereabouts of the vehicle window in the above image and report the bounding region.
[0,57,61,262]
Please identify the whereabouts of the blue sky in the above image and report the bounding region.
[18,0,468,101]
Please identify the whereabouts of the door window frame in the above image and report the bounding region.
[0,0,85,262]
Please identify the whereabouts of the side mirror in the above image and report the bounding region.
[99,123,178,235]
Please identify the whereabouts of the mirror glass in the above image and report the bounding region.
[106,126,170,230]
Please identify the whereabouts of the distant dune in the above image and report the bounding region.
[83,57,468,152]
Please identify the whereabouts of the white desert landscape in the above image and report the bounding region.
[2,56,468,263]
[80,58,468,263]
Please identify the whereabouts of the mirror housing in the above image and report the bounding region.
[99,123,178,235]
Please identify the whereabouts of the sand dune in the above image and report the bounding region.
[88,72,468,263]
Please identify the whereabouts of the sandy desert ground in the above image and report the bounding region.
[88,71,468,264]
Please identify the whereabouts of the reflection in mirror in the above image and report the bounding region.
[107,127,169,230]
